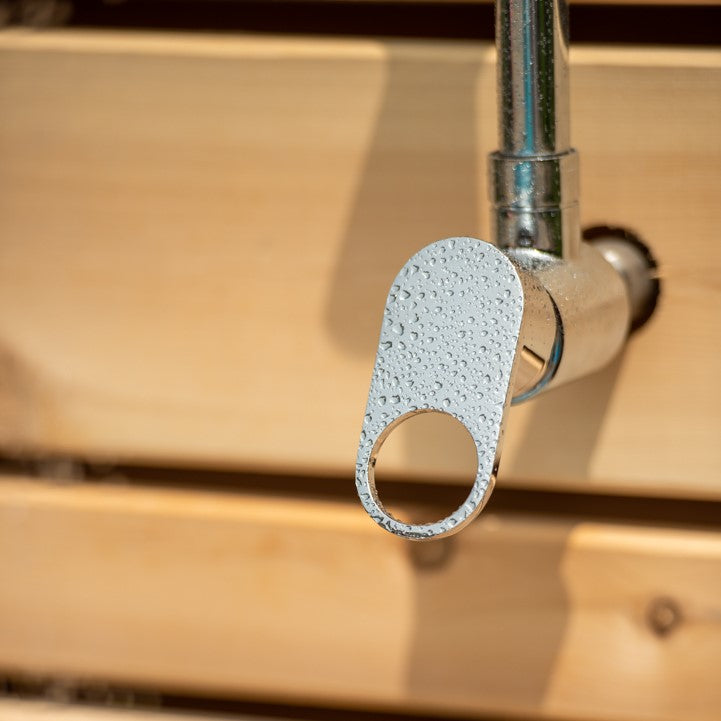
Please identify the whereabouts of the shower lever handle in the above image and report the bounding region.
[356,237,559,540]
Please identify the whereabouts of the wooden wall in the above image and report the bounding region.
[1,29,720,721]
[0,32,719,498]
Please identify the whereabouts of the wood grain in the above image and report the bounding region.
[0,700,266,721]
[1,476,720,720]
[0,32,719,498]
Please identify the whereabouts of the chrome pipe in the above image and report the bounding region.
[491,0,579,258]
[496,0,570,155]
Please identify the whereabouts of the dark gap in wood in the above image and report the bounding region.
[1,454,720,530]
[64,1,721,46]
[0,678,517,721]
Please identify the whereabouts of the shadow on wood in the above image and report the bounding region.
[325,46,484,357]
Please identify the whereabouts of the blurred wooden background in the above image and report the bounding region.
[0,3,720,721]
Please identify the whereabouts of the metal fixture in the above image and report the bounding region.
[493,0,576,257]
[355,0,658,540]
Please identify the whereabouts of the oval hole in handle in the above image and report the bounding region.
[371,410,479,527]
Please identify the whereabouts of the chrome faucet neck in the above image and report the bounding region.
[491,0,579,258]
[497,0,571,155]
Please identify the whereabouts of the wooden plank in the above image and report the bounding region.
[0,32,720,498]
[0,700,264,721]
[1,477,721,720]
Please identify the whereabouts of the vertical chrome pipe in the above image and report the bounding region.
[490,0,579,258]
[497,0,570,154]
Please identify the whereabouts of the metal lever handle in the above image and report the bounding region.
[356,238,547,539]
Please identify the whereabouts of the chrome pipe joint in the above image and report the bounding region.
[355,0,658,540]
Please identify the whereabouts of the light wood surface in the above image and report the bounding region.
[1,476,720,721]
[0,700,261,721]
[0,31,720,499]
